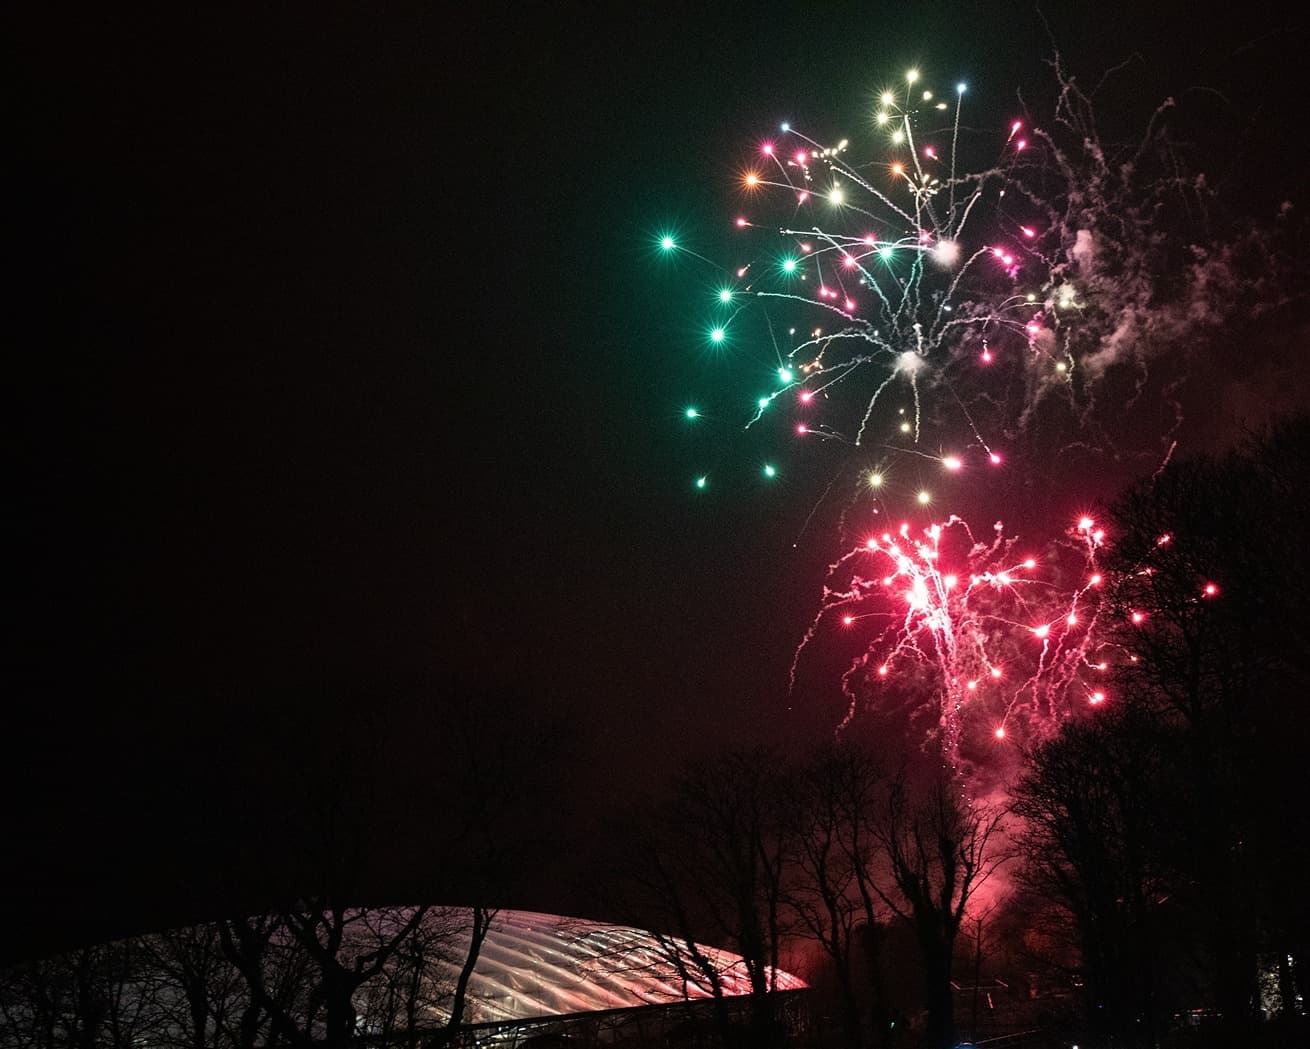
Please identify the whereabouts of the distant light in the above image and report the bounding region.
[660,236,676,251]
[829,186,845,205]
[1204,582,1219,597]
[995,726,1006,740]
[796,424,808,435]
[900,422,911,433]
[876,111,889,125]
[780,121,790,132]
[869,472,883,488]
[989,452,1002,464]
[695,476,707,489]
[917,490,931,505]
[878,664,889,676]
[842,615,854,626]
[957,82,967,94]
[718,288,733,303]
[763,464,777,478]
[685,407,699,419]
[782,257,798,274]
[1033,624,1049,639]
[906,69,919,84]
[881,91,894,106]
[758,397,769,409]
[778,367,793,383]
[1078,516,1094,531]
[943,456,962,471]
[1022,558,1036,569]
[710,327,726,343]
[1090,692,1105,706]
[991,666,1003,678]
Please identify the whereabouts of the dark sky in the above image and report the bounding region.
[8,2,1308,962]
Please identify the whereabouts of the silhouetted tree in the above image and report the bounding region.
[1011,704,1174,1047]
[0,942,155,1049]
[871,776,1006,1049]
[786,743,894,1049]
[141,922,249,1048]
[614,746,792,1049]
[1104,416,1310,1042]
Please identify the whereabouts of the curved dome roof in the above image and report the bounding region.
[453,910,805,1023]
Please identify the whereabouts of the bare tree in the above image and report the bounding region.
[140,922,252,1049]
[787,743,895,1049]
[1104,417,1310,1042]
[0,957,66,1049]
[220,904,438,1048]
[216,913,313,1048]
[0,942,157,1049]
[871,776,1006,1049]
[612,746,792,1048]
[1011,704,1173,1048]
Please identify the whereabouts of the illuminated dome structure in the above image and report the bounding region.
[445,910,806,1024]
[0,907,808,1048]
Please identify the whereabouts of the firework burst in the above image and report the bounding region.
[659,61,1281,766]
[794,514,1115,768]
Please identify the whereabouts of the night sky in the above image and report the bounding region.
[9,2,1308,963]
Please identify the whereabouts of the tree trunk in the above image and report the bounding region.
[860,924,891,1049]
[921,944,954,1049]
[835,956,863,1049]
[322,970,360,1049]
